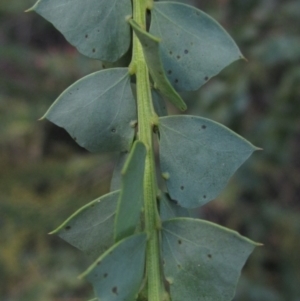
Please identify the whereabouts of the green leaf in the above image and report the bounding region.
[159,192,191,221]
[80,233,147,301]
[129,19,187,111]
[29,0,132,62]
[43,68,136,153]
[150,2,243,91]
[159,115,257,208]
[50,191,119,260]
[162,218,259,301]
[114,141,147,242]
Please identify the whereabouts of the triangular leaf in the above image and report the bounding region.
[114,141,147,242]
[43,68,136,153]
[110,152,129,191]
[129,19,187,111]
[159,115,258,208]
[162,218,259,301]
[50,191,119,260]
[80,233,147,301]
[152,89,168,117]
[29,0,132,62]
[150,2,243,91]
[102,48,132,70]
[159,192,191,221]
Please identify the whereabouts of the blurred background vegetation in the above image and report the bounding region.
[1,0,299,300]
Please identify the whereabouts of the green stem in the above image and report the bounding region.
[131,1,161,301]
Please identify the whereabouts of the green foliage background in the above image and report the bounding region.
[1,0,299,300]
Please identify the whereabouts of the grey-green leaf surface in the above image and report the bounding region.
[81,233,147,301]
[50,191,119,260]
[150,2,243,91]
[159,192,191,221]
[29,0,132,62]
[162,218,259,301]
[43,68,136,153]
[129,19,187,111]
[159,115,257,208]
[115,141,147,242]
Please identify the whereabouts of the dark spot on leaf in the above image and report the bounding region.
[162,260,165,265]
[102,63,106,69]
[202,125,207,129]
[104,273,108,278]
[111,128,116,133]
[207,254,212,259]
[85,34,88,38]
[177,55,181,59]
[184,49,189,54]
[91,204,95,208]
[145,43,148,47]
[92,48,96,53]
[190,42,194,45]
[175,79,179,83]
[178,240,182,245]
[97,29,100,32]
[112,287,118,295]
[177,264,182,269]
[205,76,209,81]
[65,226,71,230]
[180,185,184,190]
[168,70,172,74]
[203,195,207,199]
[158,71,162,75]
[169,51,173,55]
[97,261,101,265]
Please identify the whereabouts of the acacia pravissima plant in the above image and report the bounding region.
[27,0,261,300]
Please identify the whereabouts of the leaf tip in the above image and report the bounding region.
[48,226,60,235]
[166,277,174,285]
[181,104,187,111]
[38,112,47,121]
[240,54,248,62]
[255,146,263,152]
[162,172,170,180]
[130,120,138,128]
[24,2,37,13]
[125,15,132,22]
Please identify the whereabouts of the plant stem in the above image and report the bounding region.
[131,1,161,301]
